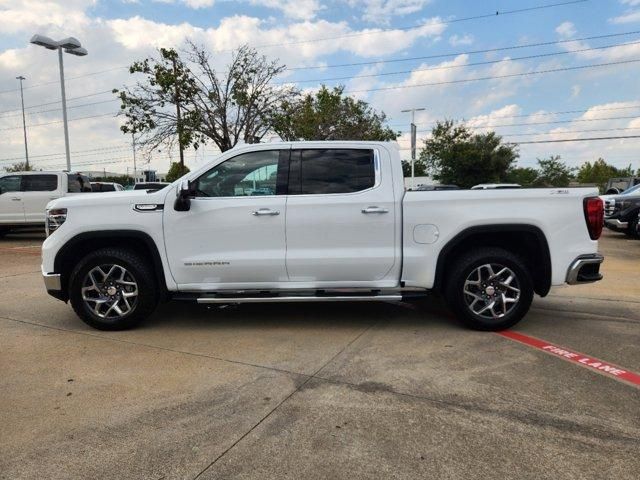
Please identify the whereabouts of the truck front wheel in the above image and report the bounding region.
[68,247,158,330]
[444,247,534,331]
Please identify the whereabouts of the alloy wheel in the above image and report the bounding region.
[463,263,521,320]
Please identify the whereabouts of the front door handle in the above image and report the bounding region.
[11,197,21,202]
[252,208,280,216]
[362,206,389,214]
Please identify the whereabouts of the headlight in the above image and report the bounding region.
[46,208,67,236]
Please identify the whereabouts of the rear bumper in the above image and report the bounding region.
[566,254,604,285]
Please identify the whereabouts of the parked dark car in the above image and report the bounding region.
[133,182,170,191]
[414,184,460,191]
[604,193,640,238]
[91,182,124,192]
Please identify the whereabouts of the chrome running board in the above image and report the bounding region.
[196,294,403,304]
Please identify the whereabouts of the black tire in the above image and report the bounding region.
[0,228,9,238]
[69,247,158,330]
[444,247,534,331]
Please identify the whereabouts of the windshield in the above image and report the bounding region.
[620,183,640,195]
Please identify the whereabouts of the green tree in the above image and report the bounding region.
[535,155,575,187]
[165,162,191,182]
[4,161,34,172]
[401,159,427,177]
[506,166,538,186]
[419,120,518,188]
[114,43,297,153]
[271,85,399,141]
[576,158,634,193]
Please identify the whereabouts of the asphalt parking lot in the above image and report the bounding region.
[1,230,638,480]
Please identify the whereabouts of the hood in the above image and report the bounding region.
[47,188,172,210]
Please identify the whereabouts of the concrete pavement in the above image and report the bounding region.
[0,229,638,479]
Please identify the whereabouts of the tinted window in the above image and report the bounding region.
[294,149,375,195]
[68,174,91,193]
[0,175,21,194]
[196,150,283,197]
[23,174,57,192]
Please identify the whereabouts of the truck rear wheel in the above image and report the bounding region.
[444,247,534,331]
[69,247,158,330]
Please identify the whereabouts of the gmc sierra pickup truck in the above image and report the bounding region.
[41,141,604,331]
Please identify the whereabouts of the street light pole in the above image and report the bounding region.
[30,34,88,172]
[132,133,137,184]
[57,47,71,172]
[16,76,29,169]
[401,107,426,189]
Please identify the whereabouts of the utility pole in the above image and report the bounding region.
[172,56,185,171]
[131,132,137,185]
[16,76,29,169]
[58,47,72,171]
[401,107,425,189]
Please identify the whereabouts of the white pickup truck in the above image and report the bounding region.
[0,171,91,235]
[41,141,605,331]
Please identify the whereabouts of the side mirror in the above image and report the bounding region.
[174,180,194,212]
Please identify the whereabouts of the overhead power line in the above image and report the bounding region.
[0,112,117,132]
[0,99,120,119]
[346,58,640,93]
[500,126,640,137]
[281,39,640,84]
[287,29,640,71]
[0,144,131,164]
[389,104,640,127]
[516,135,640,144]
[246,0,589,50]
[408,114,640,133]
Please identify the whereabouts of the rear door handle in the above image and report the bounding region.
[362,206,389,214]
[252,208,280,216]
[11,197,21,202]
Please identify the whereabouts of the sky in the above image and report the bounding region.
[0,0,639,175]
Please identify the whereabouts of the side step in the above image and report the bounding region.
[196,294,403,304]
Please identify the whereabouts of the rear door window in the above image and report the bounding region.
[290,149,375,195]
[0,175,22,194]
[23,174,58,192]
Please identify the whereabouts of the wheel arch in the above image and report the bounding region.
[434,224,552,297]
[54,230,169,301]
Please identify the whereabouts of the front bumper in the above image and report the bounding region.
[566,254,604,285]
[605,218,628,230]
[42,271,67,301]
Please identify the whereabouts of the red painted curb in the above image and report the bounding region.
[497,330,640,387]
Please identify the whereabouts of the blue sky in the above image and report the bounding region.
[1,0,639,174]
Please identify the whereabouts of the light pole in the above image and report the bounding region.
[16,76,29,169]
[401,107,426,189]
[30,34,88,172]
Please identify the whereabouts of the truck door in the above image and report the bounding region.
[163,148,290,289]
[22,174,60,223]
[285,147,398,285]
[0,175,25,225]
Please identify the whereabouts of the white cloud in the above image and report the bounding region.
[250,0,322,20]
[610,10,640,23]
[555,21,576,39]
[570,84,581,99]
[448,34,473,46]
[348,0,432,24]
[620,0,640,6]
[183,0,215,8]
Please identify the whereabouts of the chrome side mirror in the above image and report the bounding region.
[174,180,194,212]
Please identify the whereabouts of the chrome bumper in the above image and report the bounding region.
[43,272,62,291]
[566,254,604,285]
[605,218,628,229]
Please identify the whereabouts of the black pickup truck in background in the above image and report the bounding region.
[604,193,640,238]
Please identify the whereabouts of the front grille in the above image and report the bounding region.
[604,199,616,217]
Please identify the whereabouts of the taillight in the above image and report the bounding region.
[583,197,603,240]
